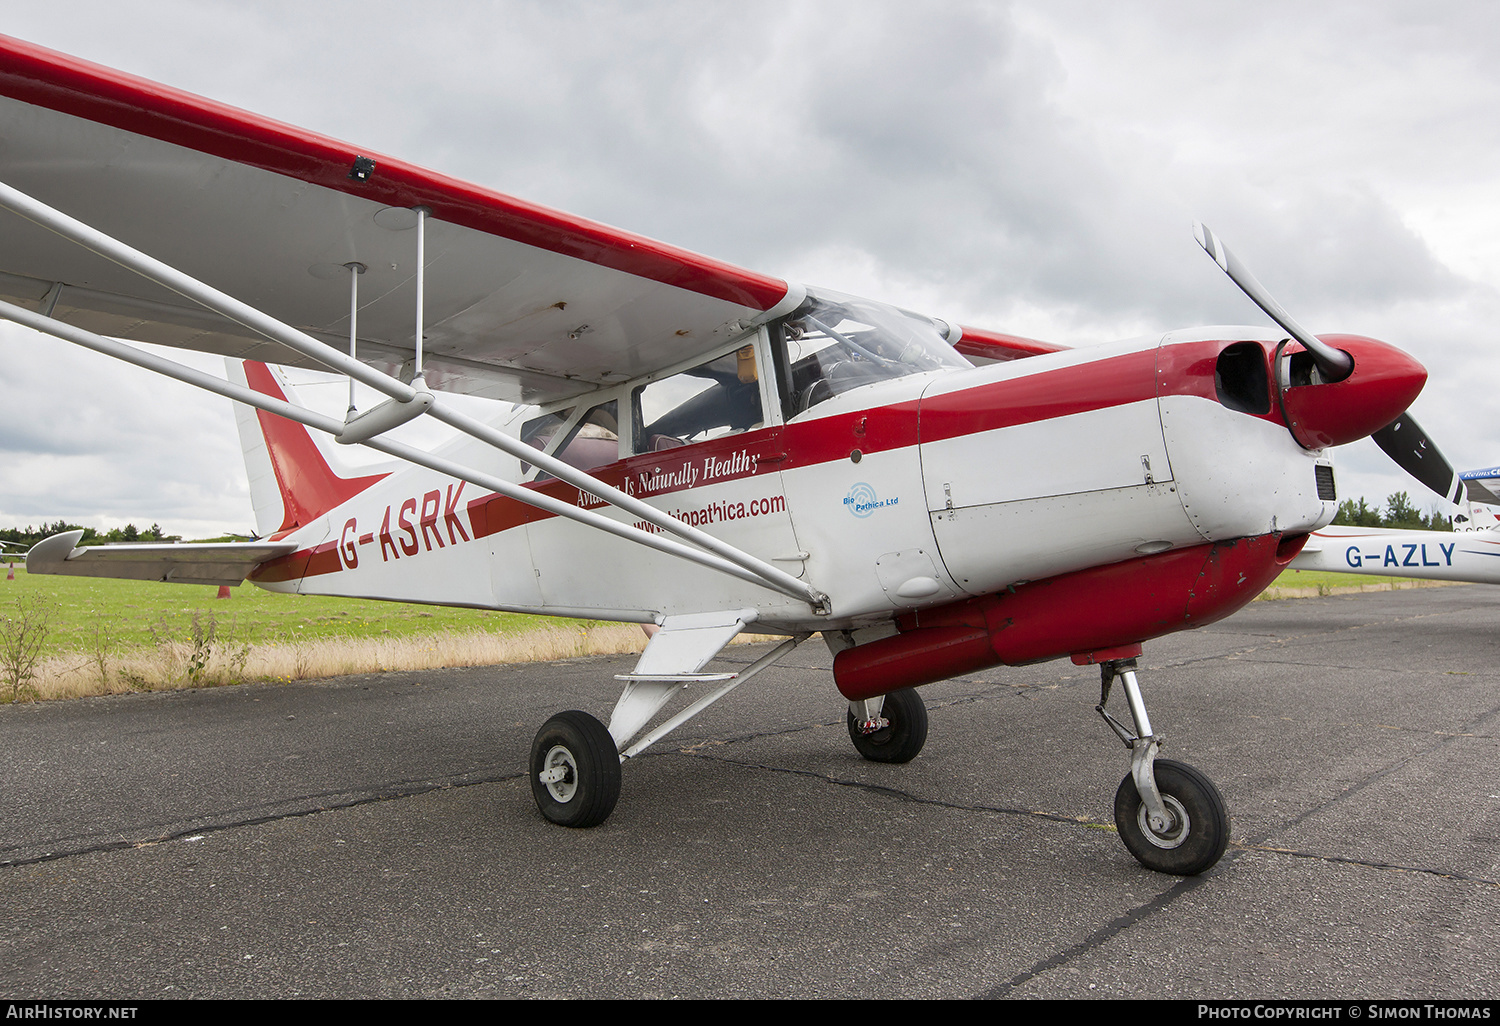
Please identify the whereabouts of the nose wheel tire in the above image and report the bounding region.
[1114,758,1229,875]
[846,688,929,763]
[530,710,621,828]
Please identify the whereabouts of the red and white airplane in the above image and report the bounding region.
[0,38,1439,875]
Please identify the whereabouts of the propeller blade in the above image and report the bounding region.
[1372,413,1467,505]
[1193,222,1354,382]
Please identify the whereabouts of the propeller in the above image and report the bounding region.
[1194,222,1354,383]
[1371,414,1467,506]
[1194,222,1466,507]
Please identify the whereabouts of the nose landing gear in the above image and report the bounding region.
[1097,658,1229,875]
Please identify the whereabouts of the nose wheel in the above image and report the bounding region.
[1113,758,1229,875]
[1096,659,1230,875]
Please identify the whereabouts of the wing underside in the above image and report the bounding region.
[0,36,792,405]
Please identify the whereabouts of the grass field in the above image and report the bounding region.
[0,564,553,652]
[0,565,650,701]
[1261,568,1422,591]
[1262,567,1468,596]
[0,561,1458,702]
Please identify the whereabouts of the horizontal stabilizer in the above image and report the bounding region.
[26,530,297,587]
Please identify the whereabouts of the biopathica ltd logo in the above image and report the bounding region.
[844,482,897,518]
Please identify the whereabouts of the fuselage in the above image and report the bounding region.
[245,318,1421,667]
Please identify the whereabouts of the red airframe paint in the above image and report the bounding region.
[0,35,788,312]
[1275,334,1426,450]
[953,325,1070,362]
[275,341,1271,579]
[832,532,1308,700]
[240,362,387,537]
[1154,334,1427,450]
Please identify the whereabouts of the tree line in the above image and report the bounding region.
[1,520,180,549]
[1331,492,1452,532]
[0,496,1451,553]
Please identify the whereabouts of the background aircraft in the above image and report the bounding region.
[1292,462,1500,584]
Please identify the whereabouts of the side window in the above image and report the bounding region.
[521,400,620,478]
[632,346,764,455]
[520,409,570,457]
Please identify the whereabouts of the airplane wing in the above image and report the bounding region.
[1459,467,1500,505]
[26,530,298,587]
[0,36,795,405]
[951,326,1070,364]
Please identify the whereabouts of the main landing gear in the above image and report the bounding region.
[847,688,928,763]
[530,710,621,828]
[1096,658,1229,875]
[527,634,813,829]
[525,642,1228,879]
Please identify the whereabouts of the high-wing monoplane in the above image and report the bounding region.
[0,37,1441,875]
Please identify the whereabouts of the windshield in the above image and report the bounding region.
[776,288,970,416]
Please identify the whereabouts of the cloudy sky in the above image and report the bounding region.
[2,0,1498,538]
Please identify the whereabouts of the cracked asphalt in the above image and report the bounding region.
[2,585,1497,999]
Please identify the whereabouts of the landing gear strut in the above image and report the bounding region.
[528,634,814,828]
[1097,658,1229,875]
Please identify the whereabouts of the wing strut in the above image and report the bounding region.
[0,298,805,598]
[0,179,828,612]
[345,261,365,414]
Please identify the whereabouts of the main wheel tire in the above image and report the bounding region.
[529,710,621,828]
[1114,758,1229,875]
[846,688,929,764]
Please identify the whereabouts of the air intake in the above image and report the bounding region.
[1315,464,1336,501]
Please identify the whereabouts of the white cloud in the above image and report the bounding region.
[2,0,1498,534]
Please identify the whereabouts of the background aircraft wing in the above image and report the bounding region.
[0,36,793,405]
[26,530,298,587]
[951,326,1069,364]
[1459,467,1500,505]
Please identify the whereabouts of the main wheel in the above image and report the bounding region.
[529,710,621,828]
[846,688,928,763]
[1113,758,1229,875]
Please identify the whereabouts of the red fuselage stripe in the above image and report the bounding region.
[261,346,1169,578]
[917,347,1158,443]
[0,35,790,311]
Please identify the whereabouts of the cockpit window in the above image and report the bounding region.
[633,346,763,454]
[521,400,620,479]
[771,288,970,417]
